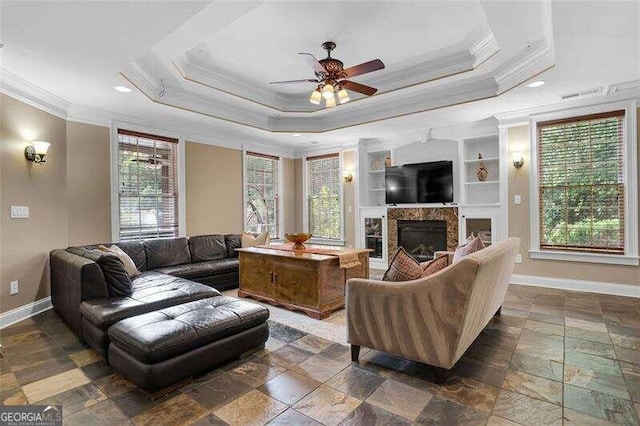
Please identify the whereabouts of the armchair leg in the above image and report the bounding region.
[433,367,449,385]
[495,306,502,316]
[351,345,360,362]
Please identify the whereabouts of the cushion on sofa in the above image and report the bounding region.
[144,237,191,269]
[115,241,147,271]
[224,234,242,258]
[99,245,139,278]
[79,271,219,329]
[155,259,239,280]
[108,296,270,364]
[452,234,486,263]
[241,231,269,248]
[382,247,423,282]
[68,247,132,297]
[189,235,227,262]
[420,255,449,277]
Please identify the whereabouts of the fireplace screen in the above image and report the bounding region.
[397,220,447,262]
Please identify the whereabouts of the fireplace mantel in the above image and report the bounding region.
[387,207,459,257]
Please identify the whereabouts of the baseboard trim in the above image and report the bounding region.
[510,274,640,298]
[0,297,53,329]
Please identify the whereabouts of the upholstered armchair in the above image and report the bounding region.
[346,237,520,384]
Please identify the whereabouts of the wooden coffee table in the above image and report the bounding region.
[237,246,371,319]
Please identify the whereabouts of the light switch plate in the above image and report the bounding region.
[514,195,522,205]
[10,281,18,295]
[515,254,522,263]
[10,206,29,219]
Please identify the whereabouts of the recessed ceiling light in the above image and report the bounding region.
[526,80,545,88]
[293,133,301,137]
[113,86,132,93]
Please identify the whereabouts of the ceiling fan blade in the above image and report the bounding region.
[341,80,378,96]
[343,59,385,78]
[270,79,318,85]
[298,53,327,75]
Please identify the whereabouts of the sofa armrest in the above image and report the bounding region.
[50,249,109,334]
[345,259,479,369]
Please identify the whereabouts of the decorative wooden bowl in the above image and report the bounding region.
[285,233,312,250]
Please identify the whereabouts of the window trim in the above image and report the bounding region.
[110,121,186,242]
[529,99,638,265]
[302,150,345,245]
[242,148,284,240]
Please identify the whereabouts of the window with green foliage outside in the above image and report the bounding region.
[245,152,279,239]
[307,153,342,240]
[537,110,625,254]
[117,129,179,241]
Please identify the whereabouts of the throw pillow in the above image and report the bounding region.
[99,244,139,278]
[241,231,269,248]
[382,247,423,282]
[90,251,133,297]
[420,255,449,277]
[452,233,486,263]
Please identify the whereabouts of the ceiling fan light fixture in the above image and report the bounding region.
[309,89,322,105]
[322,83,334,99]
[338,88,350,104]
[325,96,336,108]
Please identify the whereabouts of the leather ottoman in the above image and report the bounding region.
[107,296,269,394]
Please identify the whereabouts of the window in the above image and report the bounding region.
[537,110,625,254]
[306,153,342,240]
[117,129,179,241]
[244,152,280,238]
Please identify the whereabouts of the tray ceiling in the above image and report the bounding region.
[1,1,638,151]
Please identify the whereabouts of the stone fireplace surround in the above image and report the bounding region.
[387,207,459,258]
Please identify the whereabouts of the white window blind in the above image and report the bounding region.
[245,151,279,238]
[537,110,625,254]
[307,153,341,240]
[117,129,179,241]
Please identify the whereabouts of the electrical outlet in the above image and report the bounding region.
[515,254,522,263]
[10,281,18,295]
[514,195,522,205]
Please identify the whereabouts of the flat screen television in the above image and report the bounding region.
[385,161,453,204]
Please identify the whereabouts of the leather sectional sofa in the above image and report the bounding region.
[50,234,270,393]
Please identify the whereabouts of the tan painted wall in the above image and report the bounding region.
[1,94,69,312]
[294,158,304,232]
[343,150,357,248]
[66,121,111,245]
[507,109,640,285]
[282,157,296,234]
[185,141,243,235]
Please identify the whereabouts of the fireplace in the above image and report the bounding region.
[397,220,447,262]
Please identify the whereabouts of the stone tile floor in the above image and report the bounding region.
[0,284,639,425]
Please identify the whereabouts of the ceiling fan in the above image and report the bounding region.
[270,41,385,108]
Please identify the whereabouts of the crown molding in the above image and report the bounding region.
[171,32,499,114]
[1,68,70,120]
[494,86,640,125]
[494,38,554,93]
[0,67,295,157]
[470,32,500,67]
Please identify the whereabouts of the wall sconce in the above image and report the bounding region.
[512,151,524,169]
[343,170,354,183]
[25,141,50,164]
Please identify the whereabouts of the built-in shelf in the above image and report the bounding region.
[463,157,499,164]
[369,188,386,191]
[368,169,385,174]
[464,180,499,185]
